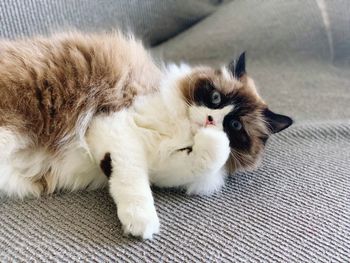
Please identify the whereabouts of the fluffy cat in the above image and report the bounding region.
[0,32,292,239]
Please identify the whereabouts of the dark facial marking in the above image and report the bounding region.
[100,152,112,178]
[193,79,231,109]
[223,113,251,151]
[231,93,256,116]
[222,90,264,152]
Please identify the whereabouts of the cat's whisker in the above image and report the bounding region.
[230,148,256,168]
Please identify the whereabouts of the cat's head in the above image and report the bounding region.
[222,53,293,172]
[165,52,293,173]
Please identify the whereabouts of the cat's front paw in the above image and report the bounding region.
[117,202,160,239]
[194,127,231,171]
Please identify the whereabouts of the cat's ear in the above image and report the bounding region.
[228,52,246,78]
[263,108,293,134]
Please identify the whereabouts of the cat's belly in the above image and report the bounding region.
[8,141,107,194]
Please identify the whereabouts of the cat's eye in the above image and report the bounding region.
[230,120,242,130]
[211,91,221,105]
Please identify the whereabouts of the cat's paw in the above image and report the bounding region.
[117,202,160,239]
[193,127,231,171]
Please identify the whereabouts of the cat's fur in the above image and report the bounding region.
[0,32,292,239]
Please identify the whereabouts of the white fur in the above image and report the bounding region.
[0,128,43,198]
[0,64,231,239]
[0,129,107,198]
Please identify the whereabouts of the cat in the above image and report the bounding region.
[0,32,292,239]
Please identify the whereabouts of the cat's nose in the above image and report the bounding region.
[206,115,215,126]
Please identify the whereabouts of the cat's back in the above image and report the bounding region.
[0,31,161,149]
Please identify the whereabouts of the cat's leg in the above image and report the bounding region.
[155,127,230,196]
[185,127,230,195]
[0,127,43,198]
[110,153,160,239]
[87,116,159,239]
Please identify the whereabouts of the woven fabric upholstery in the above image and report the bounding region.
[1,0,350,262]
[0,0,222,45]
[0,121,349,262]
[154,0,350,121]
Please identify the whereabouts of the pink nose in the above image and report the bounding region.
[205,115,215,126]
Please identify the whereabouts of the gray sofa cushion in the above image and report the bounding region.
[0,0,224,45]
[154,0,350,121]
[0,0,350,262]
[1,121,349,262]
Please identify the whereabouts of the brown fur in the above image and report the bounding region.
[0,32,162,153]
[0,32,281,182]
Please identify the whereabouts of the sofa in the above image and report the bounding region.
[1,0,349,261]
